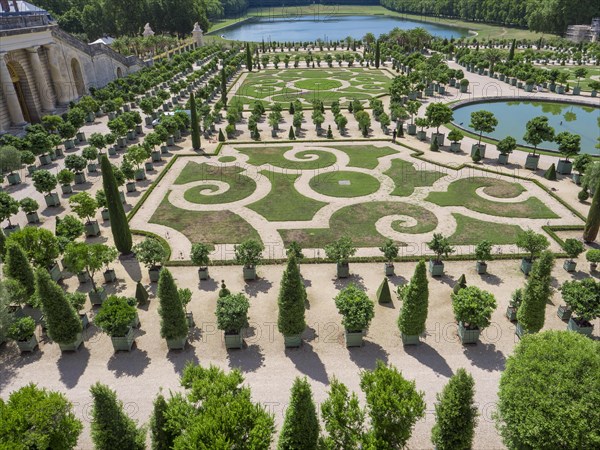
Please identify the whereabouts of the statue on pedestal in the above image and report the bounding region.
[143,23,155,37]
[192,22,204,46]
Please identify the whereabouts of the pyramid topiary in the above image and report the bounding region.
[376,278,392,304]
[453,274,467,294]
[135,281,149,305]
[544,163,557,180]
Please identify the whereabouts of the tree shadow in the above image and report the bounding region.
[41,205,65,217]
[166,343,199,375]
[285,342,329,385]
[0,344,43,391]
[120,253,143,283]
[462,342,506,372]
[227,343,265,373]
[436,273,456,287]
[348,340,389,370]
[244,278,273,298]
[107,347,151,377]
[480,272,503,286]
[569,270,591,280]
[198,277,218,292]
[387,274,407,287]
[332,274,366,291]
[58,345,90,388]
[405,342,454,378]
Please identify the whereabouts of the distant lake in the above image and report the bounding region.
[216,15,470,42]
[452,100,600,154]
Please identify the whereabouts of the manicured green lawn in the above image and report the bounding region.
[150,196,262,245]
[233,67,391,109]
[280,201,437,247]
[426,177,559,219]
[218,156,237,163]
[176,162,256,204]
[324,145,397,169]
[309,171,380,198]
[449,213,524,245]
[384,159,446,197]
[235,146,337,169]
[247,171,327,221]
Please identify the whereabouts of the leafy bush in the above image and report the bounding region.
[216,293,250,333]
[234,239,264,268]
[7,316,36,341]
[452,286,497,329]
[190,243,210,267]
[560,278,600,324]
[94,295,137,337]
[334,284,374,332]
[325,236,356,264]
[134,237,167,269]
[516,229,549,261]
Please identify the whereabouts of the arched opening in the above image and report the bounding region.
[6,61,33,123]
[116,67,123,78]
[70,58,85,97]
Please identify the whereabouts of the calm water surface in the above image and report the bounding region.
[218,15,469,42]
[452,101,600,154]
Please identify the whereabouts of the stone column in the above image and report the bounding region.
[0,52,26,126]
[44,44,71,105]
[27,46,55,112]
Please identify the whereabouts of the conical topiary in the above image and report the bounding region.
[90,382,145,450]
[516,251,555,333]
[398,260,429,337]
[583,181,600,242]
[135,281,149,305]
[277,255,306,337]
[35,268,82,344]
[5,242,35,296]
[157,268,188,340]
[101,156,132,254]
[288,127,295,140]
[0,228,5,261]
[327,125,333,139]
[289,102,295,114]
[218,129,225,142]
[430,137,439,151]
[277,377,319,450]
[453,274,467,294]
[544,163,557,180]
[376,278,392,304]
[471,146,481,162]
[190,92,201,150]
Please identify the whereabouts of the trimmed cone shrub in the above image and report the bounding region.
[4,242,35,296]
[90,382,145,450]
[101,156,132,254]
[431,368,478,449]
[398,260,429,336]
[516,251,555,333]
[583,182,600,242]
[35,269,81,344]
[288,127,295,140]
[376,278,392,304]
[0,384,83,449]
[544,163,557,180]
[135,281,149,305]
[157,269,188,340]
[496,331,600,449]
[190,92,201,150]
[453,274,467,294]
[278,377,319,450]
[430,137,439,151]
[218,129,225,142]
[471,146,481,163]
[277,255,306,337]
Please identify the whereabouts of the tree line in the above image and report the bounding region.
[30,0,249,41]
[381,0,600,35]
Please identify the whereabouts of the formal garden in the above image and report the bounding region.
[1,23,600,450]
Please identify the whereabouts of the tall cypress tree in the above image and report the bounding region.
[101,156,132,254]
[583,184,600,242]
[150,392,175,450]
[508,39,516,61]
[221,68,227,108]
[5,242,35,296]
[277,255,306,338]
[157,268,188,340]
[90,382,145,450]
[246,43,252,71]
[0,228,5,261]
[374,39,380,68]
[431,368,478,450]
[35,269,81,344]
[398,260,429,338]
[517,251,555,333]
[278,377,319,450]
[190,92,201,150]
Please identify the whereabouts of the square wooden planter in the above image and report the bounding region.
[563,260,577,272]
[149,266,162,282]
[198,268,209,281]
[74,172,87,184]
[557,305,572,321]
[224,331,243,349]
[520,258,533,275]
[524,154,540,171]
[16,335,38,353]
[506,306,518,322]
[58,333,83,352]
[568,318,593,336]
[85,221,101,237]
[89,288,107,306]
[476,261,487,274]
[111,328,136,352]
[401,333,420,346]
[166,336,188,350]
[429,260,444,277]
[458,322,481,344]
[385,263,395,276]
[345,330,364,347]
[44,193,61,207]
[103,269,117,283]
[284,334,302,348]
[48,263,62,282]
[336,263,350,278]
[243,266,257,281]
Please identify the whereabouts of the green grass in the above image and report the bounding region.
[247,171,328,221]
[235,146,337,169]
[149,196,262,245]
[426,177,559,219]
[309,171,380,198]
[384,158,446,196]
[449,213,525,245]
[537,66,600,92]
[234,67,391,108]
[324,145,397,169]
[218,156,237,163]
[280,201,437,248]
[176,162,256,205]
